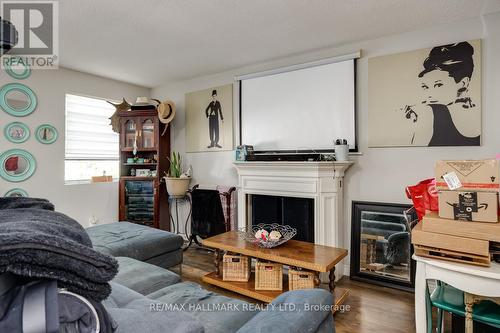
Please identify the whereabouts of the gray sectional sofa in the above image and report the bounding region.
[87,222,335,333]
[87,221,184,269]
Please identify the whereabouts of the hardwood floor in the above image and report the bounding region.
[180,246,420,333]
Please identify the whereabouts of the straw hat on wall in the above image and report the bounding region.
[157,100,176,124]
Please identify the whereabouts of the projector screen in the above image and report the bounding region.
[240,58,356,152]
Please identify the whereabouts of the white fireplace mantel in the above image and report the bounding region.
[233,161,353,255]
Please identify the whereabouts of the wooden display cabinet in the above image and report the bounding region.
[118,109,171,230]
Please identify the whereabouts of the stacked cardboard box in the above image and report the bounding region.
[435,159,499,223]
[411,159,500,267]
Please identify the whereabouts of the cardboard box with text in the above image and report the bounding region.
[438,190,499,223]
[435,159,499,192]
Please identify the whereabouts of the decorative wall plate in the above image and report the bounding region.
[0,83,37,117]
[0,149,36,182]
[4,122,30,143]
[4,57,31,79]
[4,188,28,197]
[35,124,58,144]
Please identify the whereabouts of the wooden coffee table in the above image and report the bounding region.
[201,231,349,309]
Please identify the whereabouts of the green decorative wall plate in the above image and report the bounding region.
[4,188,28,197]
[4,57,31,79]
[4,122,30,143]
[0,83,37,117]
[0,149,36,182]
[35,124,58,144]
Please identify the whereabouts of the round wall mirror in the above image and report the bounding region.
[4,188,29,197]
[4,57,31,79]
[4,122,30,143]
[0,83,37,117]
[0,149,36,182]
[35,124,58,144]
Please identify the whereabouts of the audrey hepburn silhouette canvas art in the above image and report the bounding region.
[369,39,481,147]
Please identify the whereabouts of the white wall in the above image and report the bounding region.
[0,68,149,226]
[152,12,500,272]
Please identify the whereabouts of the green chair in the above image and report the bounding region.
[426,281,500,333]
[467,297,500,332]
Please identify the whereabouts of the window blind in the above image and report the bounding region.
[65,94,119,160]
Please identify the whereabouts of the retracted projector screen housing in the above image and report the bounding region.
[239,56,357,152]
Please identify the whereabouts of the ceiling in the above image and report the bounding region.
[59,0,500,88]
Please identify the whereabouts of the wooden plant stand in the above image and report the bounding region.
[201,231,349,312]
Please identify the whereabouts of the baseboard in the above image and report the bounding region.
[343,264,350,277]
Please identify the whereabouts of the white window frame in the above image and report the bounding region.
[64,93,119,184]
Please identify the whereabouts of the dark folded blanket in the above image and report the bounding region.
[0,198,118,301]
[0,197,55,211]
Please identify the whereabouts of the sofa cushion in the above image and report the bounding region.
[144,248,183,269]
[87,222,183,261]
[236,288,334,333]
[103,282,203,333]
[113,257,181,295]
[147,282,258,333]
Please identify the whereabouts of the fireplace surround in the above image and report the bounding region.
[234,161,353,277]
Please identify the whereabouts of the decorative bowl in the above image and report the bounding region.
[238,223,297,248]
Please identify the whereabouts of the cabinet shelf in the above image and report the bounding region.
[120,176,156,180]
[121,148,157,152]
[123,163,157,166]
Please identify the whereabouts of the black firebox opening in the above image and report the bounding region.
[250,194,314,243]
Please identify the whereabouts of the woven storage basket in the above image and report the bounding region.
[288,269,316,290]
[222,254,250,282]
[255,261,283,291]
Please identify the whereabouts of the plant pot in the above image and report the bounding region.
[164,177,191,198]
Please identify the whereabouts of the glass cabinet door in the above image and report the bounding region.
[124,119,137,149]
[124,180,155,227]
[141,118,155,149]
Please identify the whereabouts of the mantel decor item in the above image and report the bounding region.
[238,223,297,248]
[4,122,30,143]
[0,149,36,182]
[0,83,37,117]
[163,151,191,198]
[334,139,349,161]
[35,124,58,144]
[4,56,31,79]
[235,145,254,161]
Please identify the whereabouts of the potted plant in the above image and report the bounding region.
[163,151,191,198]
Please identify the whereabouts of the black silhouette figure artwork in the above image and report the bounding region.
[205,89,224,148]
[403,41,480,146]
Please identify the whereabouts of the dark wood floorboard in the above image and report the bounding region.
[180,246,433,333]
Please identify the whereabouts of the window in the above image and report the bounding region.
[65,94,119,183]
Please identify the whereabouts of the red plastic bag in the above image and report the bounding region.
[406,178,439,221]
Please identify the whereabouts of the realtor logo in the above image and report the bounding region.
[1,1,58,68]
